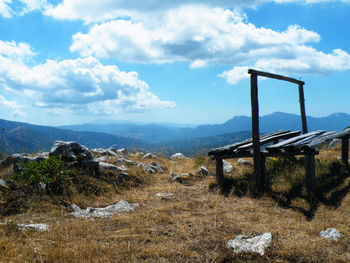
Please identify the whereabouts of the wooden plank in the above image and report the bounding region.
[298,84,308,134]
[266,130,325,152]
[285,131,335,150]
[306,128,350,149]
[237,130,300,151]
[248,69,305,85]
[250,73,264,192]
[208,140,251,156]
[342,135,349,166]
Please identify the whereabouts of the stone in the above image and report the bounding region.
[223,160,233,173]
[198,166,210,176]
[50,141,94,163]
[95,156,109,163]
[170,171,182,182]
[18,223,49,231]
[320,228,343,240]
[328,139,341,149]
[117,157,137,166]
[99,162,126,171]
[138,163,156,174]
[148,162,166,173]
[71,200,138,218]
[0,179,8,189]
[10,154,48,174]
[227,232,272,256]
[91,148,117,156]
[238,158,253,165]
[170,153,188,160]
[155,192,174,197]
[141,153,156,160]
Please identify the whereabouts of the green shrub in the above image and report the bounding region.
[13,156,71,195]
[193,155,206,168]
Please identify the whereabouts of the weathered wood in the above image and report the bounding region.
[250,73,264,191]
[248,69,305,85]
[266,131,325,153]
[306,128,350,149]
[237,130,301,151]
[215,158,224,185]
[305,155,315,195]
[342,135,349,166]
[298,84,308,134]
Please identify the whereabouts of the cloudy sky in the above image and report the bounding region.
[0,0,349,126]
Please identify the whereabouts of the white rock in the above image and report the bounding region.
[227,232,272,256]
[71,201,138,218]
[320,228,343,240]
[18,223,49,231]
[155,192,174,197]
[170,153,188,160]
[95,156,109,162]
[238,158,253,165]
[198,166,210,176]
[0,179,8,188]
[141,153,156,160]
[99,162,126,171]
[223,160,233,173]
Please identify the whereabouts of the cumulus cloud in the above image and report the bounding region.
[0,40,175,115]
[0,0,13,18]
[0,94,23,108]
[11,109,26,117]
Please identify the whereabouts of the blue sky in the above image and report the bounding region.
[0,0,349,126]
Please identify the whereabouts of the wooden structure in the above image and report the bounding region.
[208,69,350,194]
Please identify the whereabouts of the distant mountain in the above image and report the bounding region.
[59,112,350,142]
[0,119,145,155]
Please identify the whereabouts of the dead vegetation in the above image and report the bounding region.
[0,146,350,262]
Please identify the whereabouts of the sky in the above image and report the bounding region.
[0,0,349,126]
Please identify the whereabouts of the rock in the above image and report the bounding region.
[11,154,48,174]
[227,232,272,256]
[328,139,341,149]
[170,153,188,160]
[99,162,126,171]
[198,166,210,176]
[95,156,109,163]
[155,192,174,197]
[50,141,94,163]
[138,163,156,174]
[71,200,138,218]
[0,179,9,189]
[238,158,253,165]
[18,223,49,231]
[117,157,137,166]
[141,153,156,160]
[170,171,182,182]
[149,162,166,173]
[320,228,343,240]
[116,148,126,154]
[223,160,233,173]
[91,148,117,156]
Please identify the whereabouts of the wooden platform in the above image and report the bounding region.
[208,128,350,193]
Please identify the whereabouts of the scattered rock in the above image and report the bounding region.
[116,148,127,154]
[227,232,272,256]
[155,192,174,197]
[238,158,253,165]
[320,228,343,240]
[99,162,126,171]
[170,171,182,183]
[138,163,156,174]
[170,153,188,160]
[223,160,233,173]
[50,141,94,163]
[198,166,210,176]
[328,139,341,149]
[149,162,166,173]
[18,223,49,231]
[117,157,137,166]
[71,200,138,218]
[141,153,156,160]
[95,156,109,163]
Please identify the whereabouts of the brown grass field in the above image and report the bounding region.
[0,146,350,262]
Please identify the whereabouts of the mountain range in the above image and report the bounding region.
[1,112,349,156]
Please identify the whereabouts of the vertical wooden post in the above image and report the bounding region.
[305,154,315,196]
[342,135,349,166]
[250,73,264,191]
[298,84,308,134]
[216,158,224,186]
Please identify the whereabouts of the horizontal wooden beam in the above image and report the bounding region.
[248,69,305,85]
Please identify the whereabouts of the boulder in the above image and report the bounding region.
[170,153,188,160]
[227,232,272,256]
[50,141,94,163]
[223,160,233,173]
[198,166,210,176]
[148,162,166,173]
[320,228,343,240]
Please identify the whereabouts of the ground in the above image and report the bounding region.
[0,147,350,262]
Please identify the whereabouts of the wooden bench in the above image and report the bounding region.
[207,69,349,195]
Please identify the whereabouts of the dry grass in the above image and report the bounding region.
[0,147,350,262]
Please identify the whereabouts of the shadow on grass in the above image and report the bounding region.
[215,157,350,221]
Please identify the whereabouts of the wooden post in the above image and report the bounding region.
[216,158,224,186]
[305,154,315,196]
[250,73,264,191]
[342,135,349,166]
[298,84,308,134]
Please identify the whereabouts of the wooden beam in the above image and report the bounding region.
[298,84,308,134]
[250,73,264,191]
[305,155,315,196]
[215,158,224,185]
[248,69,305,85]
[342,135,349,166]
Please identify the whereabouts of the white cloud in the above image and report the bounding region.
[11,109,26,117]
[0,94,23,108]
[0,41,175,115]
[0,0,13,18]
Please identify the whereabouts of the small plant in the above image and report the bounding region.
[13,156,71,195]
[193,155,206,168]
